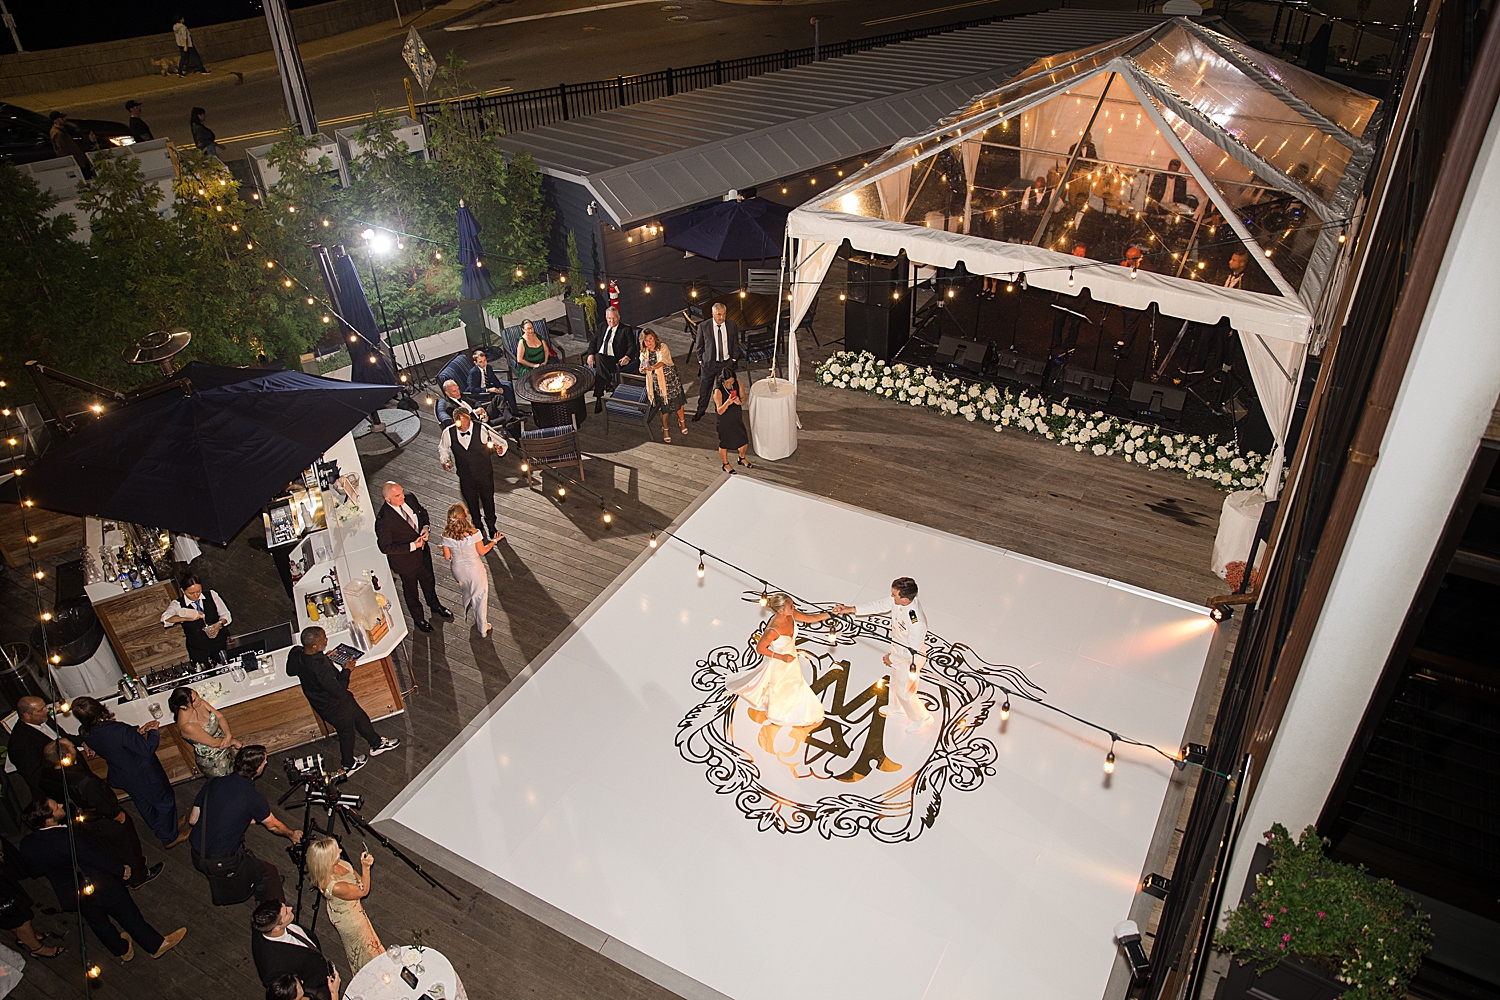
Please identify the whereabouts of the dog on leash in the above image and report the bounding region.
[150,57,175,76]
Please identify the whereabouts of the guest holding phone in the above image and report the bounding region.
[714,368,752,472]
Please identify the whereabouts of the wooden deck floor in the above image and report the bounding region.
[2,283,1230,1000]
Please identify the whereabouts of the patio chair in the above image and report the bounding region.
[501,319,569,379]
[602,373,654,440]
[518,416,584,489]
[743,328,776,380]
[778,294,828,346]
[746,268,780,294]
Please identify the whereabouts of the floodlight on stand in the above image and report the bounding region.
[123,328,193,376]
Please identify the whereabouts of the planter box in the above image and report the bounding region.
[1213,953,1344,1000]
[500,293,567,330]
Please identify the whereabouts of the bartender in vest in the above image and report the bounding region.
[438,409,506,542]
[161,574,233,664]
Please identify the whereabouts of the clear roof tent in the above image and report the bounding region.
[783,18,1380,490]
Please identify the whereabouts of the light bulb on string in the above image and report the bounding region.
[644,284,651,294]
[648,532,658,548]
[87,965,101,980]
[999,696,1011,721]
[246,242,254,249]
[322,316,331,324]
[27,536,37,544]
[696,552,706,579]
[349,334,358,343]
[1067,268,1075,287]
[307,297,315,305]
[40,612,51,621]
[557,486,566,498]
[1104,742,1116,775]
[80,880,93,894]
[519,461,529,473]
[50,654,60,664]
[34,570,44,580]
[283,279,293,287]
[434,251,442,260]
[602,507,612,524]
[758,585,769,606]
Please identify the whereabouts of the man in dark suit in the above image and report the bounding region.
[5,697,61,793]
[692,302,743,421]
[251,900,340,1000]
[19,797,186,960]
[286,626,397,776]
[38,739,159,888]
[586,306,638,413]
[375,480,452,633]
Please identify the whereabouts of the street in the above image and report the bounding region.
[65,0,1047,156]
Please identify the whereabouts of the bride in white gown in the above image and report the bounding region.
[727,593,832,755]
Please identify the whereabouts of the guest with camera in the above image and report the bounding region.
[72,695,190,850]
[187,745,301,906]
[19,798,186,961]
[286,626,399,778]
[252,900,340,1000]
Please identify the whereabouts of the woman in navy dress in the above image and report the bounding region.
[72,697,189,849]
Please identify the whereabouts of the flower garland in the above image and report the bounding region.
[816,351,1268,491]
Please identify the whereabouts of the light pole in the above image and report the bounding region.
[0,0,22,53]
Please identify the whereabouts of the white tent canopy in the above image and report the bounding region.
[784,18,1378,487]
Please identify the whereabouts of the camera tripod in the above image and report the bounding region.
[279,757,459,932]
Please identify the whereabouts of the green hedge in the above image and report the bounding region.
[482,281,563,320]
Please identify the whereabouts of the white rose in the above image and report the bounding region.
[1135,451,1147,464]
[1092,444,1106,456]
[1124,440,1136,453]
[1188,453,1202,467]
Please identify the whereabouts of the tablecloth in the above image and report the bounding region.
[1211,489,1265,579]
[747,378,797,460]
[344,946,467,1000]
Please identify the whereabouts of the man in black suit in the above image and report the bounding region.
[586,306,638,413]
[692,302,743,421]
[5,697,61,793]
[251,900,340,1000]
[38,739,158,887]
[440,409,505,542]
[374,480,452,634]
[286,626,397,776]
[19,797,186,961]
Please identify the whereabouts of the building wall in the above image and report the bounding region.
[0,0,424,97]
[1222,98,1500,917]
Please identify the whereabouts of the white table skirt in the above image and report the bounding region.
[345,946,467,1000]
[1211,489,1265,579]
[748,378,797,460]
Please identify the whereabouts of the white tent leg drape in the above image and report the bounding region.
[783,238,838,387]
[875,164,914,226]
[1237,332,1306,499]
[961,139,982,234]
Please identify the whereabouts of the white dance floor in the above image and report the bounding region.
[377,477,1217,1000]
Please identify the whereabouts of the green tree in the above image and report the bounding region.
[497,151,552,288]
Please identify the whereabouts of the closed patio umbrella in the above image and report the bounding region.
[458,201,495,300]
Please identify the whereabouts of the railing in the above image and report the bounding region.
[416,11,1039,138]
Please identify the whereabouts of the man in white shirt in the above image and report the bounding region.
[374,481,452,633]
[251,900,340,1000]
[439,409,506,541]
[5,696,62,792]
[586,306,638,413]
[692,302,743,421]
[833,576,935,733]
[161,574,232,663]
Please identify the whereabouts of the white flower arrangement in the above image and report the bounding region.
[817,351,1267,491]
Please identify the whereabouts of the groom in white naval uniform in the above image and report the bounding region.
[833,576,935,733]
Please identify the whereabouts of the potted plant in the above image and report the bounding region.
[1219,824,1431,1000]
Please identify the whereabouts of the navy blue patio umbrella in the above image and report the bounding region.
[332,250,397,386]
[458,202,495,300]
[0,363,398,543]
[662,198,791,261]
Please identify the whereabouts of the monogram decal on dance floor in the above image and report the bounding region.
[677,600,1042,841]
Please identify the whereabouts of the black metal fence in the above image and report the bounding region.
[416,12,1036,138]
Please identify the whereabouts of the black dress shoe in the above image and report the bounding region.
[691,413,704,422]
[433,606,454,620]
[416,620,434,633]
[594,399,603,413]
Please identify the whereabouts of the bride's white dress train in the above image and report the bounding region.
[726,622,825,729]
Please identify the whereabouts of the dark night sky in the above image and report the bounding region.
[3,0,329,52]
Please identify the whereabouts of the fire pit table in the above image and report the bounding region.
[515,363,594,428]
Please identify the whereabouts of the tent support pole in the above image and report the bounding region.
[772,232,790,381]
[1030,72,1116,247]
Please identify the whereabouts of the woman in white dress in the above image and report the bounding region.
[727,593,832,755]
[439,503,497,636]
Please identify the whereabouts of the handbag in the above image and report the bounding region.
[192,779,257,906]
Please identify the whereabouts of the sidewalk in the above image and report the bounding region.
[10,0,500,114]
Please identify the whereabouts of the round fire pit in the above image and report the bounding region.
[515,362,594,428]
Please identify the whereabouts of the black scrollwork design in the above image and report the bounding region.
[678,598,1040,842]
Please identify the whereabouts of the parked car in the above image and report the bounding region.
[1,102,136,166]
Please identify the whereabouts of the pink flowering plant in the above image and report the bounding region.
[1219,824,1431,1000]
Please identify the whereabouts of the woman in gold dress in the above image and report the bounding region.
[306,836,383,974]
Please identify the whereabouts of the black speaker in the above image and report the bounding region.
[1129,380,1186,420]
[1058,366,1114,404]
[936,335,990,373]
[994,350,1046,388]
[846,254,908,305]
[845,301,909,360]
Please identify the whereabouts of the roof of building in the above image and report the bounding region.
[497,10,1177,227]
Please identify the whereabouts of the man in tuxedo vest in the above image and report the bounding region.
[586,306,638,413]
[439,410,506,541]
[374,481,452,634]
[251,900,339,1000]
[692,302,743,421]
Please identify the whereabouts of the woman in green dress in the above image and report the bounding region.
[168,686,238,777]
[514,319,554,374]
